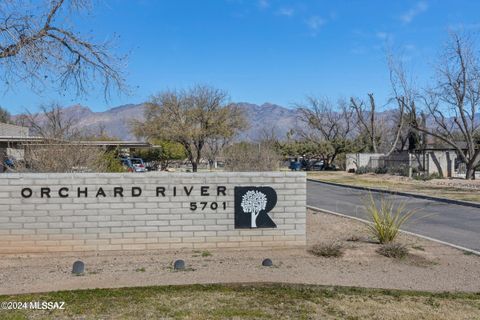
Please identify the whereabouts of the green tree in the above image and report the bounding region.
[134,140,186,171]
[97,150,126,173]
[0,106,12,123]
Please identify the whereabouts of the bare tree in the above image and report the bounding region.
[203,104,245,170]
[21,143,107,172]
[413,32,480,179]
[21,103,78,140]
[133,85,247,172]
[350,93,380,153]
[297,97,355,166]
[223,141,281,172]
[15,103,111,172]
[384,53,411,156]
[0,0,125,98]
[204,136,230,170]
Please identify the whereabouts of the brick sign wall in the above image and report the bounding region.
[0,172,306,253]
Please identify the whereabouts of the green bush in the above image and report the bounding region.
[364,194,416,244]
[428,172,443,179]
[377,242,409,259]
[355,166,373,175]
[97,150,126,173]
[413,172,443,181]
[308,242,344,258]
[387,164,410,177]
[374,167,388,174]
[413,173,427,181]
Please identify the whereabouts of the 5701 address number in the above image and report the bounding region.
[190,201,227,211]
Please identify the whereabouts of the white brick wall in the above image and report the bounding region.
[0,172,306,253]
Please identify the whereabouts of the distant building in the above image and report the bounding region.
[0,123,44,163]
[346,144,473,179]
[0,122,153,172]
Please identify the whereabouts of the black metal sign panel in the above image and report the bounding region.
[234,186,277,229]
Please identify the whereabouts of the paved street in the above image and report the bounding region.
[307,180,480,252]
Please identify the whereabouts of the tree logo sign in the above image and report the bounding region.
[234,187,277,228]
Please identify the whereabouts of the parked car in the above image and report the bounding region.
[119,158,146,172]
[120,158,147,172]
[289,160,302,171]
[307,160,337,171]
[311,161,324,171]
[130,158,146,172]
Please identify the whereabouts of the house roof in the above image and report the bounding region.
[424,142,472,150]
[0,122,29,137]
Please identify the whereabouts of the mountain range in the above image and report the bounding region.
[22,102,302,141]
[17,103,480,142]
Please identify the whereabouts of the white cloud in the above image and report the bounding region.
[351,45,368,55]
[448,22,480,31]
[376,32,389,40]
[400,1,428,24]
[306,16,326,33]
[258,0,269,9]
[276,7,294,17]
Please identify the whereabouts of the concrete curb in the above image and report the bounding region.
[307,205,480,256]
[307,179,480,209]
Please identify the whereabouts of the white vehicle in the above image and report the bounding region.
[130,158,146,172]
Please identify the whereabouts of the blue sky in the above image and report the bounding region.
[3,0,480,114]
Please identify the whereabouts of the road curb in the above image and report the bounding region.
[307,179,480,209]
[307,205,480,256]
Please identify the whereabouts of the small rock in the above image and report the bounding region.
[174,259,185,270]
[72,261,85,274]
[262,258,273,267]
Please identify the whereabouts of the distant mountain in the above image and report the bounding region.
[232,102,301,140]
[16,102,301,141]
[14,103,480,142]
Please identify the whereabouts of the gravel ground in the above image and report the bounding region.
[0,210,479,295]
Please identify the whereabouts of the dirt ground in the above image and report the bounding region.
[0,210,479,295]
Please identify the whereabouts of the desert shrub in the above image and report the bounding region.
[428,172,443,179]
[377,242,409,259]
[413,173,428,181]
[346,235,361,242]
[19,143,108,173]
[224,142,281,172]
[201,251,212,257]
[364,194,416,244]
[308,242,344,258]
[374,167,388,174]
[97,150,127,173]
[355,166,372,175]
[387,164,410,177]
[413,172,443,181]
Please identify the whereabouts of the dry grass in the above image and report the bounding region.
[308,242,344,258]
[0,284,478,320]
[308,171,480,203]
[377,242,409,259]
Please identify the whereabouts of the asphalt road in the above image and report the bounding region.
[307,180,480,252]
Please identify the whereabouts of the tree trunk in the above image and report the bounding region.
[251,212,257,228]
[465,164,476,180]
[192,161,198,172]
[368,93,378,153]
